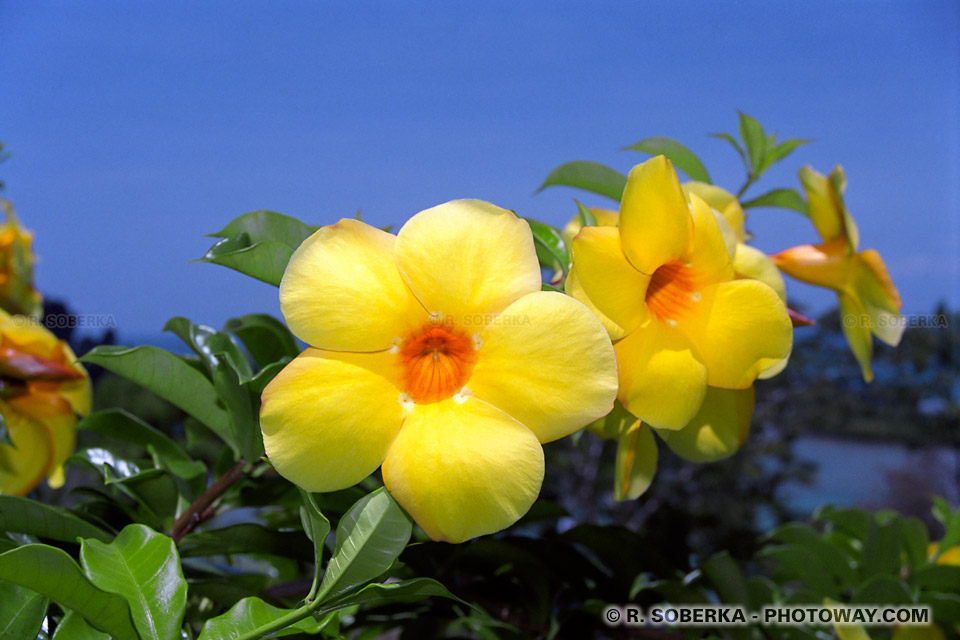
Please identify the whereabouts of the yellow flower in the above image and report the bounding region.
[0,200,43,318]
[0,310,91,495]
[771,165,902,382]
[566,156,792,432]
[259,200,618,543]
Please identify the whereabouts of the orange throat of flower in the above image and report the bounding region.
[398,324,478,404]
[645,261,703,325]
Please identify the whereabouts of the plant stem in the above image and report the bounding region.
[170,458,246,542]
[234,602,315,640]
[736,174,757,199]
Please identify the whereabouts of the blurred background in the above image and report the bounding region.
[2,1,958,558]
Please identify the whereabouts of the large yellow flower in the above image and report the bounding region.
[0,200,43,318]
[260,200,618,543]
[0,311,91,495]
[771,165,901,382]
[566,156,792,432]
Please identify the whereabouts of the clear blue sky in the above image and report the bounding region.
[1,1,957,338]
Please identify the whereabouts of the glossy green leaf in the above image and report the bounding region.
[198,597,335,640]
[299,490,331,584]
[164,317,254,380]
[741,188,809,215]
[207,210,317,248]
[81,346,237,453]
[78,409,205,480]
[701,551,750,606]
[623,136,711,183]
[319,577,463,613]
[0,495,113,543]
[738,111,767,173]
[223,314,301,370]
[318,488,412,601]
[196,235,294,286]
[0,544,139,640]
[575,200,598,227]
[179,523,312,559]
[0,581,47,639]
[525,219,569,275]
[536,161,627,202]
[80,524,187,640]
[52,611,111,640]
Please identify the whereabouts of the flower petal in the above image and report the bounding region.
[619,156,692,275]
[394,200,541,324]
[381,397,543,543]
[733,244,787,302]
[0,406,53,496]
[565,225,651,340]
[615,319,707,431]
[798,165,859,250]
[468,291,618,443]
[770,239,854,292]
[686,194,735,283]
[260,348,405,492]
[680,279,793,389]
[855,250,903,347]
[838,292,874,382]
[280,219,426,351]
[655,387,754,462]
[560,207,619,246]
[682,181,746,243]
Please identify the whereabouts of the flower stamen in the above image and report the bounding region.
[399,324,478,404]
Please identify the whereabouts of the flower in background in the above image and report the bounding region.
[260,200,617,543]
[771,166,902,381]
[0,310,91,495]
[0,200,43,318]
[566,156,792,435]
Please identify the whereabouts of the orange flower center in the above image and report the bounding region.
[645,261,702,324]
[399,324,478,404]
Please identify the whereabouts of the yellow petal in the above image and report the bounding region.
[619,156,692,275]
[733,244,788,302]
[565,225,651,339]
[682,181,746,243]
[0,405,53,496]
[686,194,735,283]
[855,249,903,347]
[468,291,618,443]
[614,421,657,501]
[394,200,541,325]
[615,319,707,430]
[381,397,544,543]
[798,165,859,250]
[770,239,855,292]
[839,293,874,382]
[680,279,793,389]
[279,219,426,351]
[655,387,754,462]
[560,207,619,246]
[260,348,405,492]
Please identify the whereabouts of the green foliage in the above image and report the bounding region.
[0,581,47,639]
[623,136,712,183]
[536,160,627,201]
[525,218,570,278]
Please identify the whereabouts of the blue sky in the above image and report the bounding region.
[1,1,957,338]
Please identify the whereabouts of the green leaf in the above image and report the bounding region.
[919,591,960,623]
[910,565,960,591]
[525,219,569,276]
[0,495,113,543]
[899,516,931,570]
[207,210,317,248]
[860,519,902,580]
[613,422,656,502]
[933,499,960,558]
[319,577,463,613]
[850,575,911,605]
[81,345,237,454]
[766,522,857,585]
[741,188,809,215]
[623,137,711,183]
[164,317,254,380]
[575,200,598,227]
[701,551,750,606]
[318,488,412,601]
[738,111,767,173]
[196,236,295,286]
[536,161,627,202]
[80,524,187,640]
[0,581,47,639]
[710,132,748,169]
[817,505,870,540]
[299,490,331,588]
[759,138,812,173]
[179,523,312,559]
[0,544,139,640]
[52,611,111,640]
[223,314,301,370]
[760,544,838,598]
[198,597,336,640]
[78,409,205,480]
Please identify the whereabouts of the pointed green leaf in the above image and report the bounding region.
[223,314,301,370]
[0,544,139,640]
[575,200,598,227]
[741,188,809,215]
[81,346,237,454]
[710,132,748,169]
[196,236,294,286]
[198,597,336,640]
[207,210,317,247]
[53,611,111,640]
[623,137,711,183]
[536,161,627,202]
[738,111,767,173]
[0,581,47,639]
[319,577,463,613]
[179,523,312,559]
[299,490,331,576]
[164,317,254,380]
[860,519,902,580]
[318,488,412,601]
[759,138,812,173]
[0,495,113,543]
[80,524,187,640]
[525,219,569,275]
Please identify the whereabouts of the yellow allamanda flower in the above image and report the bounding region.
[0,310,91,495]
[0,200,43,318]
[260,200,618,543]
[566,156,793,437]
[771,165,902,382]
